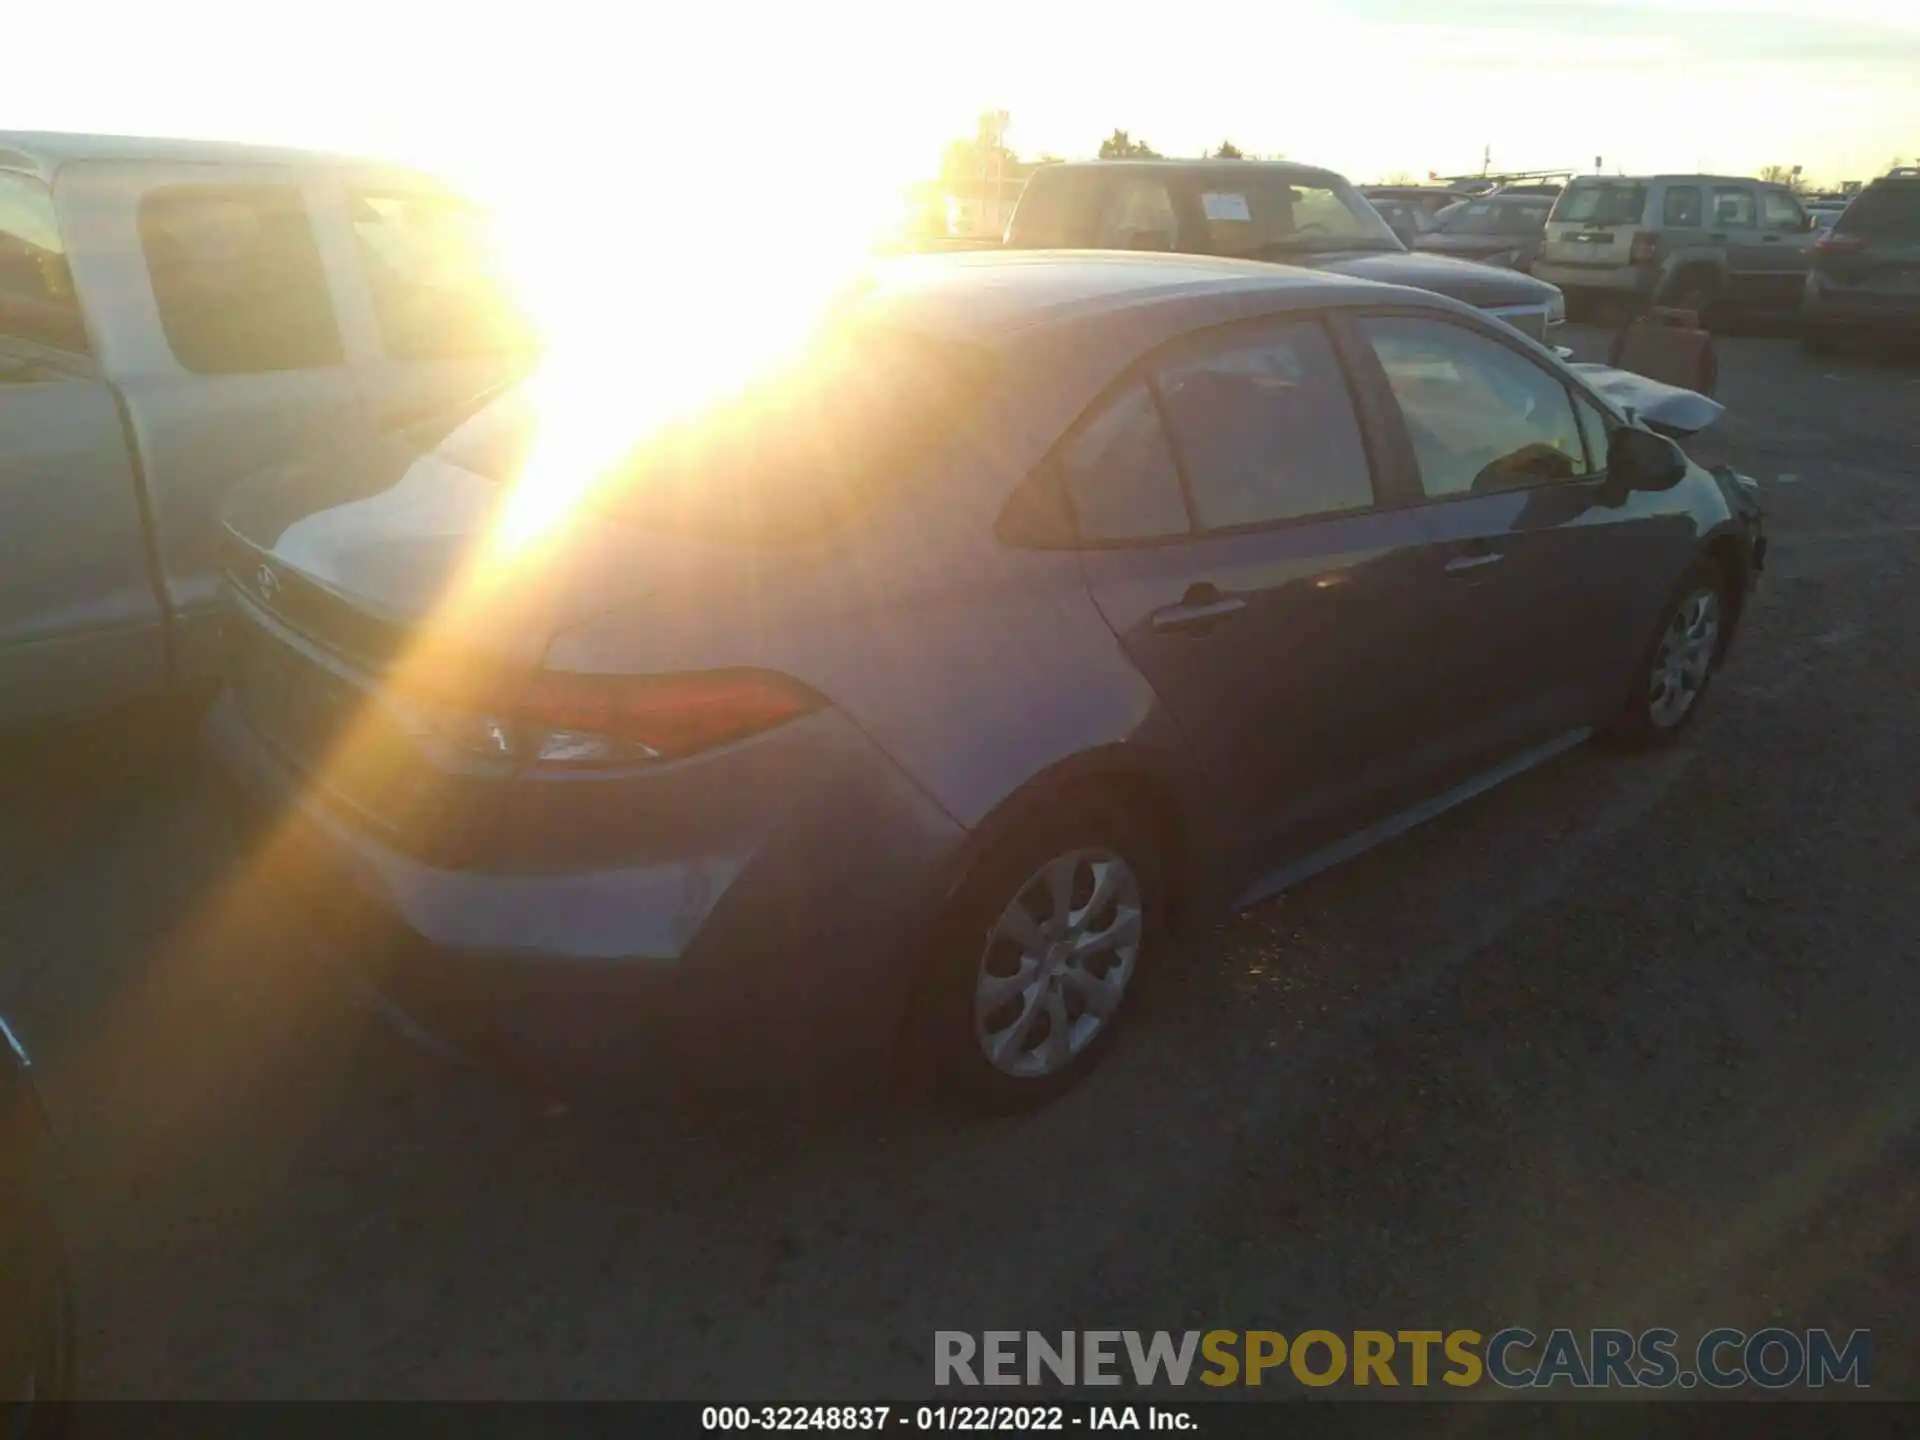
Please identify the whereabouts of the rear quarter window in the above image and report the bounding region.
[139,185,343,374]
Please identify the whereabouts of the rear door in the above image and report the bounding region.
[56,159,370,679]
[1067,315,1440,874]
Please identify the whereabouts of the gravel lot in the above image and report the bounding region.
[2,326,1917,1400]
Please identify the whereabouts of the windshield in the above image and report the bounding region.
[1835,185,1920,241]
[1551,181,1649,228]
[1435,199,1552,237]
[1193,174,1403,256]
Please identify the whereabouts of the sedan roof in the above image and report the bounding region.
[856,249,1446,348]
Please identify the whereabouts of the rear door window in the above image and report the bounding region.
[1662,186,1703,226]
[1551,182,1648,227]
[1710,186,1757,229]
[1152,321,1376,529]
[0,173,88,354]
[1059,380,1191,542]
[139,185,342,374]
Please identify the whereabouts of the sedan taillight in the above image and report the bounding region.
[1814,233,1866,255]
[397,668,824,767]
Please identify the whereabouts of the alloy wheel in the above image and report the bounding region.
[973,849,1143,1079]
[1648,587,1722,729]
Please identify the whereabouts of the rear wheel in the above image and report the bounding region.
[1603,560,1734,748]
[910,800,1163,1113]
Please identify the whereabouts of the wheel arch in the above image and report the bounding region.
[1700,530,1752,654]
[933,744,1211,935]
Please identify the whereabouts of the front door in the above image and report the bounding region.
[1342,309,1665,782]
[1708,184,1771,303]
[1755,185,1817,305]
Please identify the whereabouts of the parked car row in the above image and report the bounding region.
[1359,185,1474,245]
[1354,166,1919,351]
[1002,160,1566,342]
[1408,193,1557,273]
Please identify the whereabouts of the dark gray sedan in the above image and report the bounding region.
[1413,194,1555,271]
[206,253,1765,1110]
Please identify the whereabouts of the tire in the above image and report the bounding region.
[909,797,1164,1113]
[1602,559,1736,749]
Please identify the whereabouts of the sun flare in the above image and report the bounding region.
[473,160,903,556]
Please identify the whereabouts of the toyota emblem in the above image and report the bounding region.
[254,563,282,605]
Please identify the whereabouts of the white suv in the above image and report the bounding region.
[1535,174,1818,322]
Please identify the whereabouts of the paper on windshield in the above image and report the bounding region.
[1201,192,1252,222]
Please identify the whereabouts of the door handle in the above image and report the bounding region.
[1708,232,1727,241]
[1444,550,1505,577]
[1762,234,1783,243]
[1150,583,1247,634]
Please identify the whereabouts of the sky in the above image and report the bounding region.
[7,0,1914,189]
[8,0,1914,341]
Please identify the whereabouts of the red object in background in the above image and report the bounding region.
[1607,306,1719,398]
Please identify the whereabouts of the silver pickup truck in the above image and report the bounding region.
[0,131,532,729]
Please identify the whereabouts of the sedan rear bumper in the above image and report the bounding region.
[202,688,967,1094]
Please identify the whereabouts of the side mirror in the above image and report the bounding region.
[1606,425,1688,495]
[1804,212,1821,232]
